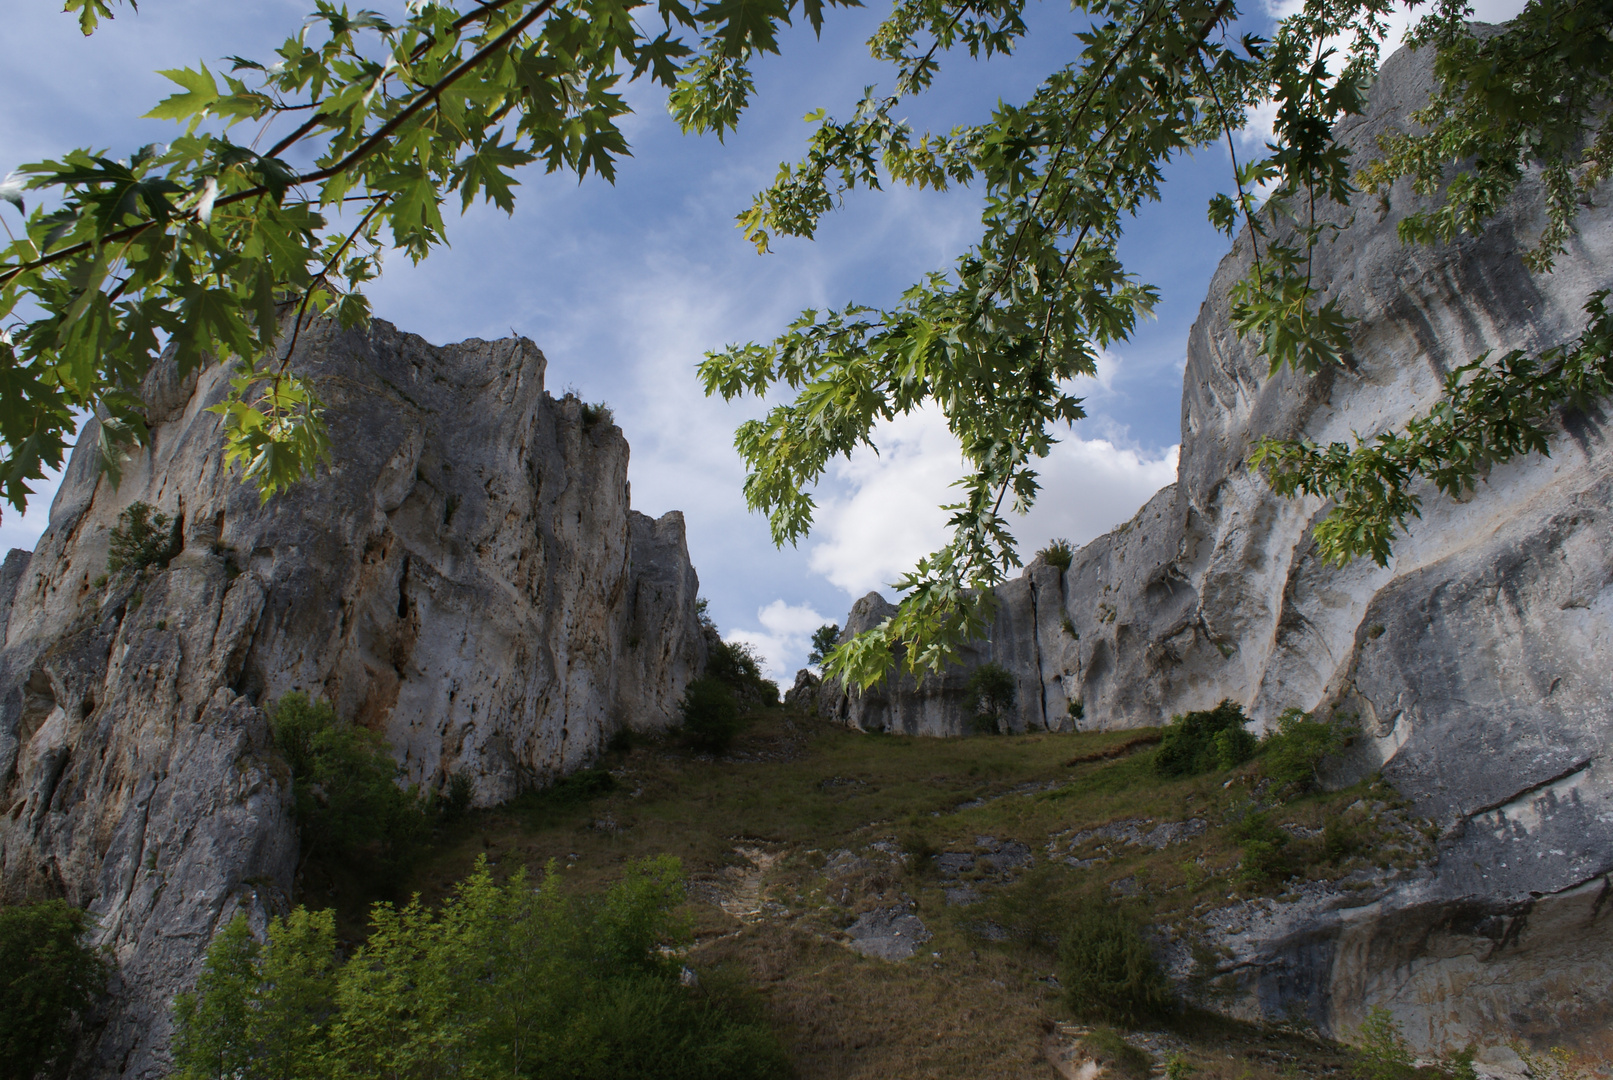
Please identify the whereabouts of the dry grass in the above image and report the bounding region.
[376,709,1411,1080]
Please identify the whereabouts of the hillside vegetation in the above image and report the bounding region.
[360,704,1438,1079]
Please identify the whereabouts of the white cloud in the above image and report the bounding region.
[725,599,833,682]
[805,405,1179,599]
[807,407,966,596]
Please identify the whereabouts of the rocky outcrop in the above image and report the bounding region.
[818,36,1613,1058]
[0,317,705,1078]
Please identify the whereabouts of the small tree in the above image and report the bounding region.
[807,623,840,668]
[269,693,429,885]
[963,662,1016,734]
[0,900,109,1080]
[106,501,180,579]
[1058,904,1171,1025]
[679,678,742,754]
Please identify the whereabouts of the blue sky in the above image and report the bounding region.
[1,0,1523,678]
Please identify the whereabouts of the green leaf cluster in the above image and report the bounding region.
[105,499,180,578]
[0,0,853,519]
[962,660,1016,734]
[1153,699,1256,778]
[269,692,431,887]
[680,675,745,752]
[171,857,790,1080]
[1056,902,1171,1024]
[698,0,1613,686]
[1251,290,1613,566]
[0,900,109,1080]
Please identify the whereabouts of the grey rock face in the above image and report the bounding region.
[822,38,1613,1055]
[820,575,1074,736]
[0,318,704,1078]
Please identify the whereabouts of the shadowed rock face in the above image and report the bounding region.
[0,317,705,1078]
[819,38,1613,1057]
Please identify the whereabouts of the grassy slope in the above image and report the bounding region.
[395,710,1418,1080]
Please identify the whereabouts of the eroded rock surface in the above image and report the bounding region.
[0,318,705,1078]
[817,37,1613,1058]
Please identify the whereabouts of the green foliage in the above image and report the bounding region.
[963,661,1016,734]
[1260,708,1347,793]
[171,857,788,1080]
[1037,538,1074,570]
[106,500,179,577]
[693,1,1613,688]
[1165,1052,1195,1080]
[0,900,108,1080]
[1252,292,1613,566]
[1354,1006,1415,1080]
[807,622,840,667]
[1057,903,1171,1025]
[10,1,1611,686]
[268,692,428,885]
[0,0,858,513]
[1154,700,1255,778]
[706,637,779,707]
[580,400,614,430]
[1231,807,1290,885]
[680,676,743,753]
[437,772,475,824]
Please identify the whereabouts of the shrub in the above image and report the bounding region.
[0,900,108,1080]
[807,623,840,667]
[1232,807,1290,884]
[1154,700,1256,778]
[107,501,180,578]
[963,662,1016,734]
[172,858,789,1080]
[438,773,475,824]
[1354,1006,1415,1080]
[1057,903,1171,1024]
[269,693,429,885]
[680,677,742,753]
[1038,538,1075,570]
[581,401,614,430]
[1261,708,1347,792]
[706,638,778,708]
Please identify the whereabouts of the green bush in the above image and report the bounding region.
[963,662,1017,734]
[1154,700,1256,778]
[172,857,789,1080]
[1232,807,1290,884]
[107,501,180,578]
[680,677,742,753]
[1260,708,1347,792]
[706,639,779,708]
[0,900,108,1080]
[580,401,614,430]
[1037,538,1075,570]
[1057,904,1171,1024]
[269,693,429,885]
[1354,1006,1415,1080]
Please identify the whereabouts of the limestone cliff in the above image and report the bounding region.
[0,318,705,1078]
[818,38,1613,1057]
